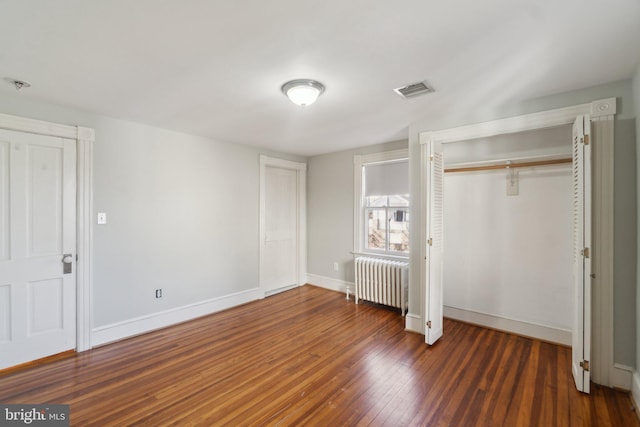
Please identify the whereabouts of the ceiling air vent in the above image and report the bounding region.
[393,81,434,99]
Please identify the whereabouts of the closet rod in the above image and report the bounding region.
[445,157,572,173]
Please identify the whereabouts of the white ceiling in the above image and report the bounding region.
[1,1,639,156]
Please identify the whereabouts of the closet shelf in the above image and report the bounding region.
[445,157,571,173]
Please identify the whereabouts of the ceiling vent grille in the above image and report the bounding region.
[393,81,435,99]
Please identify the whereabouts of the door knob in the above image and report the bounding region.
[62,253,73,274]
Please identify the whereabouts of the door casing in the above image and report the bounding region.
[259,155,306,296]
[0,113,94,353]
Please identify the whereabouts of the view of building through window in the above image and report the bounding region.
[365,195,409,253]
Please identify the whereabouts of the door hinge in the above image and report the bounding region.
[581,247,590,258]
[427,320,432,329]
[427,238,433,246]
[580,360,590,372]
[430,154,434,161]
[583,134,590,145]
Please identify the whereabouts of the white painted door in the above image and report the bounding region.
[262,165,298,295]
[425,141,444,345]
[0,129,76,370]
[571,114,591,393]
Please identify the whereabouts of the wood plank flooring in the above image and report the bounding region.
[0,285,637,426]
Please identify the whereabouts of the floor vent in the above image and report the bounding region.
[393,81,435,99]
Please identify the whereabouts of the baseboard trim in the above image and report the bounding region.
[444,306,571,346]
[632,372,640,416]
[306,273,353,295]
[265,283,299,297]
[405,312,423,334]
[0,350,76,375]
[611,364,633,391]
[92,287,264,347]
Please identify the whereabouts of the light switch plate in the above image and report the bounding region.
[97,212,107,225]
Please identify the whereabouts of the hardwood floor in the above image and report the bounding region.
[0,285,637,426]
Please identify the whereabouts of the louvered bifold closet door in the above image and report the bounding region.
[425,141,444,345]
[571,114,591,394]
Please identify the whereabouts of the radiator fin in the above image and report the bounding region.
[355,257,408,315]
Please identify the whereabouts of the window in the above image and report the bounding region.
[365,195,409,253]
[354,150,409,256]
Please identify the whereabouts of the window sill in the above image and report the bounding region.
[351,251,409,261]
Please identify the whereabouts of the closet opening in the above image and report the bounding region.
[441,124,574,346]
[419,98,616,393]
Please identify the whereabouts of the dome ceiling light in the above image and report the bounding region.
[281,79,325,107]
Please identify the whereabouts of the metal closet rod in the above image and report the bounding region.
[444,157,572,173]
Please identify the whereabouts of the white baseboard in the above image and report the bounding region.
[306,273,353,295]
[265,283,299,297]
[405,312,423,334]
[611,364,633,391]
[444,306,571,346]
[632,371,640,412]
[92,287,264,347]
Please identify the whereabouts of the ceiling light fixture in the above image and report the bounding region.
[281,79,325,107]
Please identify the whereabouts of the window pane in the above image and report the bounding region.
[389,209,409,253]
[365,195,388,207]
[388,194,409,207]
[366,209,386,250]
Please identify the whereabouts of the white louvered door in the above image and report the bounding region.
[425,141,444,345]
[572,114,591,393]
[0,129,76,370]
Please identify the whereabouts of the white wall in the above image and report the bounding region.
[0,91,305,344]
[306,139,407,290]
[92,120,261,326]
[614,118,637,367]
[633,63,640,406]
[443,126,572,164]
[444,165,573,332]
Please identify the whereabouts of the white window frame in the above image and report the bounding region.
[353,149,409,259]
[364,199,410,255]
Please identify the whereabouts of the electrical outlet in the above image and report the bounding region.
[333,262,339,272]
[155,289,162,298]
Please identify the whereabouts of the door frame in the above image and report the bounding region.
[418,97,619,387]
[0,112,94,353]
[259,155,307,296]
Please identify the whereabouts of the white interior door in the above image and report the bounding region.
[0,129,76,370]
[262,165,298,295]
[572,114,591,393]
[425,141,444,345]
